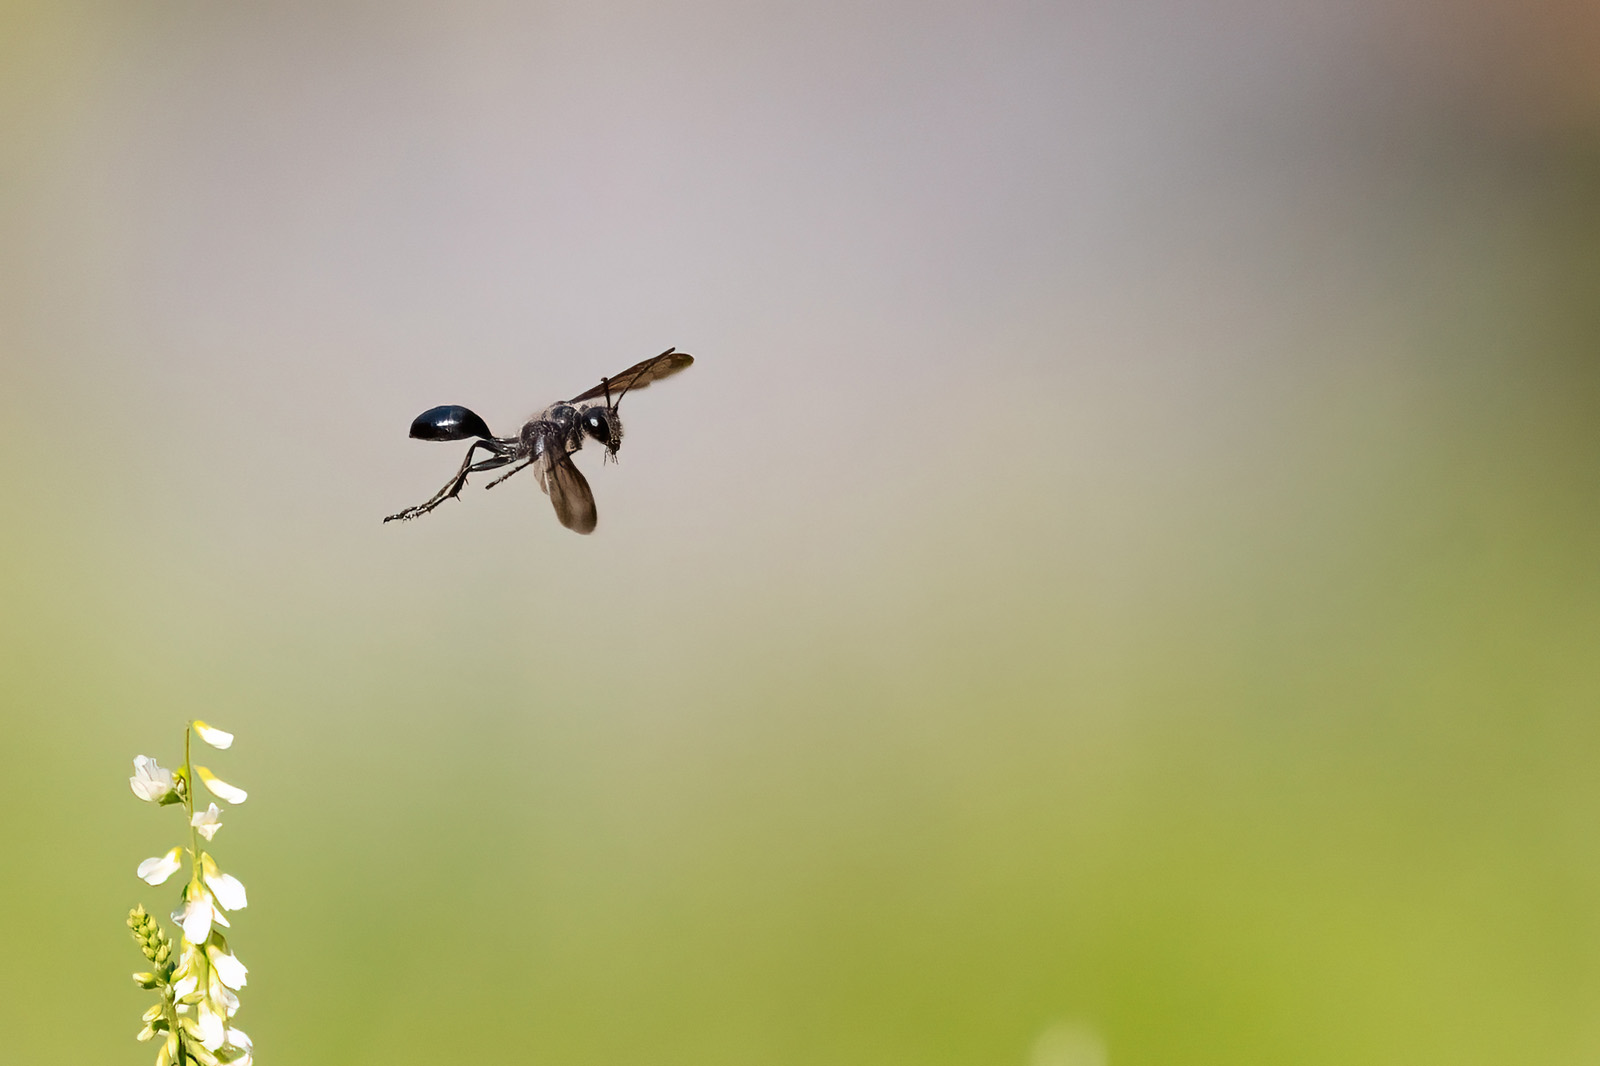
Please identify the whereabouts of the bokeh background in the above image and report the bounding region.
[3,1,1599,1063]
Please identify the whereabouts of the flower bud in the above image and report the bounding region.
[132,972,160,988]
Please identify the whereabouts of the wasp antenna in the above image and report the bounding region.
[614,347,675,412]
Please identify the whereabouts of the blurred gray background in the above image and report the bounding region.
[3,0,1599,1063]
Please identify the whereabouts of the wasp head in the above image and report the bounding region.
[580,405,623,457]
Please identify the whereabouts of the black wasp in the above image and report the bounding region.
[383,348,694,534]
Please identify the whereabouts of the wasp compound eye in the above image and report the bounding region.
[582,409,622,450]
[408,405,493,441]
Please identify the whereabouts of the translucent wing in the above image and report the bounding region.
[568,348,694,403]
[534,444,598,534]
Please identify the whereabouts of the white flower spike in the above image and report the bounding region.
[136,847,184,886]
[195,766,247,804]
[126,722,255,1066]
[129,756,176,803]
[191,802,224,841]
[192,721,234,750]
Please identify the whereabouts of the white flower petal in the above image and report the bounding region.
[137,847,184,886]
[196,1001,226,1051]
[205,871,248,911]
[172,973,198,999]
[225,1027,253,1066]
[191,802,224,841]
[196,851,243,909]
[129,756,175,803]
[192,721,235,750]
[196,767,247,804]
[177,942,203,970]
[206,966,240,1014]
[208,945,248,990]
[180,897,214,944]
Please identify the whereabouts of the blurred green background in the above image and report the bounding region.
[3,1,1599,1063]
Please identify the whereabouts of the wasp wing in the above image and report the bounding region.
[568,348,694,403]
[534,444,598,534]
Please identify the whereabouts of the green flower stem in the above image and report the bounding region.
[164,994,184,1066]
[184,725,202,882]
[180,723,206,1066]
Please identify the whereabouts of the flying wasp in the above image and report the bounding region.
[383,348,694,534]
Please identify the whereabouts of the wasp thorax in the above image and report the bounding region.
[543,403,579,432]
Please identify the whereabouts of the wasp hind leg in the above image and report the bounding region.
[384,440,515,522]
